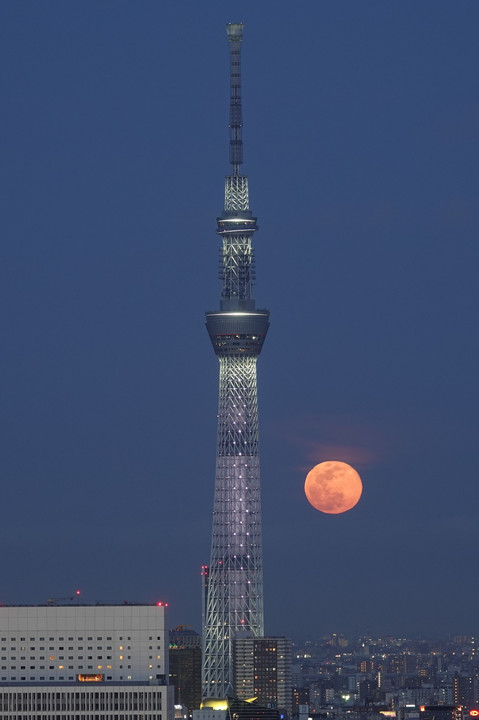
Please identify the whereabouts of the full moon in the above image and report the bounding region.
[304,461,363,514]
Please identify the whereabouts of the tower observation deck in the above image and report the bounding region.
[202,23,269,700]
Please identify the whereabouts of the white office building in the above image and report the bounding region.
[0,603,173,720]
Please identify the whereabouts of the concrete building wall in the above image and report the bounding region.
[0,605,167,683]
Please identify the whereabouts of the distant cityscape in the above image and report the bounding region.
[290,632,479,713]
[170,625,479,719]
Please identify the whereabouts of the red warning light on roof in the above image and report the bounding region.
[75,590,81,596]
[156,602,169,607]
[469,712,479,716]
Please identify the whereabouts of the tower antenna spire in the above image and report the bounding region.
[226,23,244,175]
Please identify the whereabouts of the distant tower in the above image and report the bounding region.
[202,23,269,699]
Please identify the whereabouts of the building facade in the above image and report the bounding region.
[169,627,202,713]
[233,638,292,719]
[202,23,269,700]
[0,604,173,720]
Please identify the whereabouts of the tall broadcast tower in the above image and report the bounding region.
[202,23,269,699]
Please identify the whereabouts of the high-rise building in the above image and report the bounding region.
[453,674,478,708]
[291,689,310,717]
[0,603,173,720]
[169,627,202,713]
[202,23,269,700]
[233,637,292,719]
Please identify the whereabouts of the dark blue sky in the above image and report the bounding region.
[1,1,478,641]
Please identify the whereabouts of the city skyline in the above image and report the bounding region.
[1,1,478,643]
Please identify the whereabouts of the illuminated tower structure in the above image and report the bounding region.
[202,23,269,700]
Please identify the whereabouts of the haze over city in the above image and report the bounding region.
[1,1,478,643]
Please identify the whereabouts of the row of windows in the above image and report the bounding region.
[2,693,161,698]
[1,655,161,670]
[1,656,160,662]
[0,690,162,712]
[1,676,114,682]
[1,649,160,655]
[0,676,150,682]
[2,648,115,652]
[0,715,159,720]
[0,637,161,642]
[3,669,122,673]
[2,664,160,670]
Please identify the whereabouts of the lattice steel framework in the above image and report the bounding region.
[203,23,269,700]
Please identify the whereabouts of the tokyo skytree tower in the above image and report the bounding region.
[202,23,269,699]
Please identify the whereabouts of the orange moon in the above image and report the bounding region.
[304,461,363,514]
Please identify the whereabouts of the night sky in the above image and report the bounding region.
[1,2,478,642]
